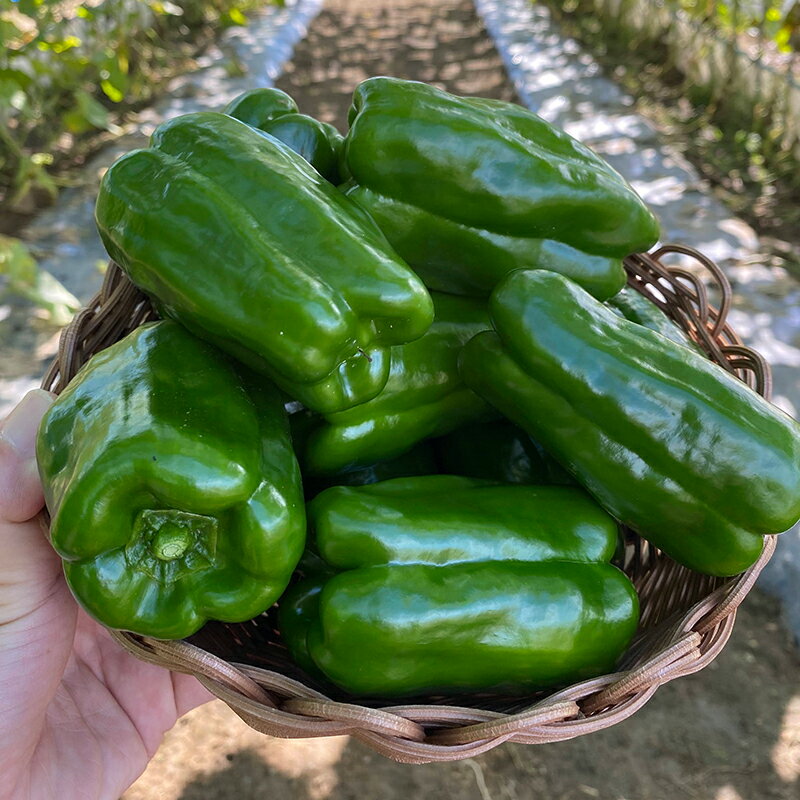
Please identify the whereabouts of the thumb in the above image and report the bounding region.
[0,389,54,524]
[0,389,65,620]
[0,389,66,632]
[0,390,77,786]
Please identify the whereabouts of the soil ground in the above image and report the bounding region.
[273,0,518,129]
[124,1,800,796]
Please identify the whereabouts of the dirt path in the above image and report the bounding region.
[122,1,800,794]
[274,0,517,129]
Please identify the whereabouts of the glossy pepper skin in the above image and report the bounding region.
[309,476,617,568]
[433,420,574,485]
[343,77,659,298]
[95,111,433,414]
[225,88,344,183]
[300,292,494,474]
[279,476,638,697]
[460,270,800,577]
[279,579,329,677]
[607,286,699,351]
[37,321,306,639]
[343,185,626,299]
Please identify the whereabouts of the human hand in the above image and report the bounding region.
[1,390,213,800]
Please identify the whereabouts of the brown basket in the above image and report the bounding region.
[41,244,777,764]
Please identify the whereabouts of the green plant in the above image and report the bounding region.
[0,0,262,210]
[676,0,800,52]
[0,234,79,325]
[547,0,800,268]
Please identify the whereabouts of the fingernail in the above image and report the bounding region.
[0,390,55,458]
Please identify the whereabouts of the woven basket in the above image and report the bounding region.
[41,244,777,764]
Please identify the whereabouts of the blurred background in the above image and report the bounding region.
[2,1,799,798]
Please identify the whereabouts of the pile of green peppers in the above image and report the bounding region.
[36,78,800,700]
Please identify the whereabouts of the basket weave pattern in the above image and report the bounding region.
[42,245,777,764]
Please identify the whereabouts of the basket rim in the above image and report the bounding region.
[42,244,780,764]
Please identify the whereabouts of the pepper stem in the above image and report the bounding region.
[151,524,193,561]
[128,509,218,583]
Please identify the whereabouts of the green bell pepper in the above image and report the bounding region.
[309,476,617,567]
[279,476,638,696]
[279,579,329,677]
[299,292,494,474]
[460,270,800,576]
[225,88,344,183]
[343,77,659,298]
[607,286,699,351]
[343,186,627,299]
[433,419,574,485]
[95,111,433,415]
[37,321,306,639]
[223,86,297,123]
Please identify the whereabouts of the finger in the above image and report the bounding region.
[173,673,216,718]
[0,389,54,523]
